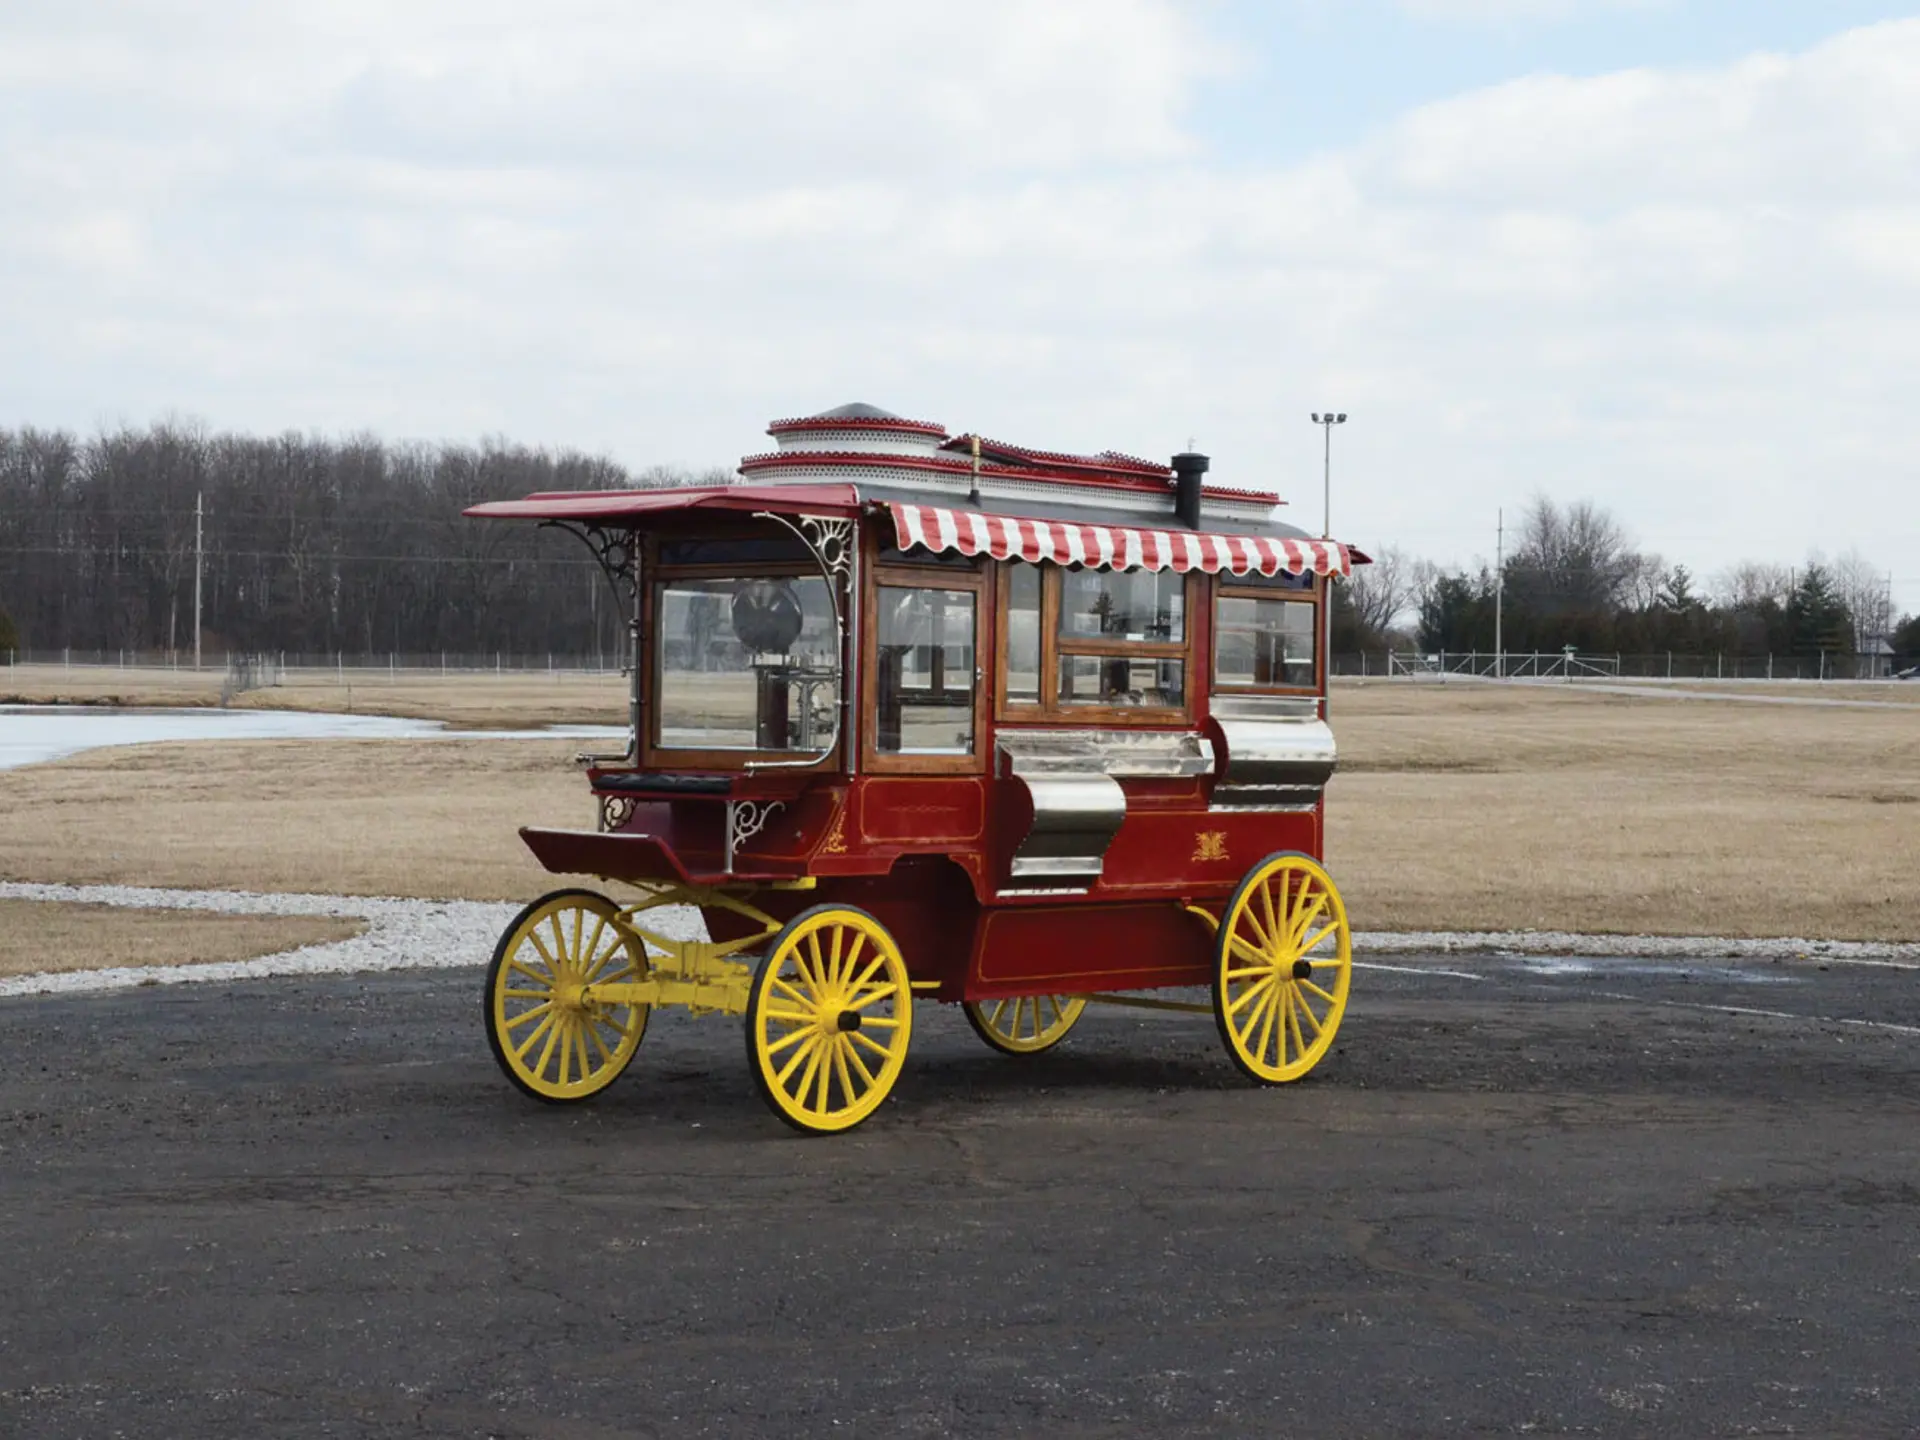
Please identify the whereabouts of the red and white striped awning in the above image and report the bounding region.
[890,503,1358,579]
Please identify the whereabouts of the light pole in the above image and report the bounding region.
[1311,412,1346,694]
[1311,412,1346,538]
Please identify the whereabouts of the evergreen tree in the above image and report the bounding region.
[1892,613,1920,658]
[1784,564,1854,658]
[1416,570,1498,651]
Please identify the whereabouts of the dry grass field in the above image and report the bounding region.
[1,678,1916,940]
[1327,682,1920,939]
[0,900,362,979]
[0,738,588,899]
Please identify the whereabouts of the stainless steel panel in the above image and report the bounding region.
[1208,694,1337,811]
[996,734,1135,887]
[1003,770,1126,883]
[994,728,1215,778]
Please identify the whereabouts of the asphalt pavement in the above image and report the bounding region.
[3,952,1917,1438]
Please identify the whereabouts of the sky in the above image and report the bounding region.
[3,0,1918,611]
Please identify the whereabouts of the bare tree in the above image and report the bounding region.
[1506,497,1640,616]
[1346,544,1420,637]
[1623,552,1668,613]
[1830,548,1892,650]
[1711,562,1794,610]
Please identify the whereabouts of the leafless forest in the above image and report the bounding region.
[0,423,721,658]
[2,421,1912,667]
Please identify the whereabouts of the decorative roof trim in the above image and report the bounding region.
[768,414,949,439]
[890,503,1357,579]
[940,433,1172,480]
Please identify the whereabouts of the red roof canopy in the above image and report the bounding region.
[463,483,862,524]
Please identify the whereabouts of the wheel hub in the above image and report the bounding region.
[1292,959,1314,980]
[835,1010,863,1033]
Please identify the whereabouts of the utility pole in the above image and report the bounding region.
[1494,508,1505,679]
[193,491,203,671]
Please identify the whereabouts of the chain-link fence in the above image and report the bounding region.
[7,647,1916,685]
[2,649,626,676]
[1331,651,1917,681]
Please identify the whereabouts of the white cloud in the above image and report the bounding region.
[2,4,1919,603]
[1395,0,1668,21]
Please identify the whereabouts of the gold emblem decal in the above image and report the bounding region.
[821,806,849,855]
[1192,831,1230,863]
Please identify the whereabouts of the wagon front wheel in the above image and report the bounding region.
[746,905,913,1134]
[485,889,649,1103]
[964,995,1086,1055]
[1212,853,1352,1084]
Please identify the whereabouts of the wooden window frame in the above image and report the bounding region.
[640,538,846,771]
[860,561,989,775]
[994,561,1196,725]
[1210,575,1325,698]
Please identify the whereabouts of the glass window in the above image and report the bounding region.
[1058,655,1185,709]
[655,576,837,750]
[1224,568,1315,592]
[657,535,813,567]
[1005,564,1041,704]
[1216,595,1316,689]
[876,542,979,570]
[877,587,976,755]
[1059,569,1184,643]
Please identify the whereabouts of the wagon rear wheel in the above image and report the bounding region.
[485,889,649,1103]
[964,995,1086,1055]
[746,905,913,1134]
[1212,853,1351,1085]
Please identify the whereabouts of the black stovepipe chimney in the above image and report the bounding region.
[1172,451,1209,530]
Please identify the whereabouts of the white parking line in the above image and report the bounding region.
[1353,961,1487,982]
[1583,989,1920,1039]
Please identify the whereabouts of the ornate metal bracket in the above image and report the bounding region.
[599,795,637,834]
[795,516,854,585]
[724,800,786,872]
[543,521,637,609]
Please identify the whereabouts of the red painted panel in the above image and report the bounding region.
[857,777,986,845]
[1097,807,1321,895]
[969,901,1213,994]
[519,827,802,886]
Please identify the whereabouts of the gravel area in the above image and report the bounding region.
[0,881,704,998]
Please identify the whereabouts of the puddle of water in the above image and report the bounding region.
[0,706,626,770]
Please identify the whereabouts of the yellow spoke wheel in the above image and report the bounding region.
[485,889,649,1104]
[1212,852,1351,1085]
[964,994,1086,1055]
[746,905,913,1135]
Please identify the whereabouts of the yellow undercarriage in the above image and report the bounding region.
[580,879,804,1018]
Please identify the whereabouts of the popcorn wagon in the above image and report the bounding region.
[467,404,1366,1133]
